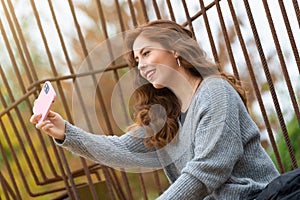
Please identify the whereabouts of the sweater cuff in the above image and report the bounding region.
[53,121,72,146]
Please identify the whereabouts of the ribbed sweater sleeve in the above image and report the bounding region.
[157,78,244,199]
[54,124,161,169]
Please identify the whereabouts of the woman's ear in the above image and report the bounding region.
[173,51,179,58]
[173,51,181,67]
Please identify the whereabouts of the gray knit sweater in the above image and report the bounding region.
[55,77,279,199]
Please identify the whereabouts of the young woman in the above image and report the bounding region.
[30,20,279,199]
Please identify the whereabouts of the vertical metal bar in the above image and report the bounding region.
[28,0,81,197]
[277,0,300,126]
[112,78,136,198]
[0,172,18,200]
[96,0,109,38]
[139,0,149,23]
[108,168,126,200]
[73,0,112,135]
[48,0,108,198]
[45,10,94,196]
[0,129,21,200]
[101,168,117,200]
[244,0,292,173]
[48,139,73,199]
[278,0,300,74]
[128,0,138,26]
[5,0,39,82]
[113,70,131,126]
[292,0,300,28]
[262,0,298,169]
[29,0,58,77]
[0,19,26,94]
[138,173,148,200]
[0,74,67,196]
[48,1,104,199]
[152,0,161,19]
[181,0,221,28]
[0,113,33,196]
[263,0,300,127]
[112,70,135,199]
[214,0,240,80]
[228,0,284,172]
[114,0,126,32]
[0,20,47,183]
[120,169,134,200]
[79,158,99,200]
[166,0,176,21]
[94,2,129,199]
[29,0,73,123]
[69,0,126,199]
[0,0,33,84]
[181,0,195,38]
[56,150,79,199]
[153,170,162,195]
[199,0,220,63]
[0,172,9,200]
[2,1,65,184]
[0,172,12,200]
[47,0,74,75]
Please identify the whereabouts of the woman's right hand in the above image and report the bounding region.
[30,111,66,141]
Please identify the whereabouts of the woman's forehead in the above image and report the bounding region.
[132,35,166,55]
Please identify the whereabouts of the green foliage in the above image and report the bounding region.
[269,115,300,172]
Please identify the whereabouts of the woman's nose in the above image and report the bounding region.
[137,61,146,71]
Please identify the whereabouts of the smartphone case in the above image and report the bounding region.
[33,81,56,123]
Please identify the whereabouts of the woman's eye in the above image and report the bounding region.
[142,51,150,56]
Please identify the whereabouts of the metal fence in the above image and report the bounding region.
[0,0,299,199]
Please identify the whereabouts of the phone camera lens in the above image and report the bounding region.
[44,83,49,94]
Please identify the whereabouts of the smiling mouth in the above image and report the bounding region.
[145,70,155,80]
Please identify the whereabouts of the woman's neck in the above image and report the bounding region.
[169,74,201,113]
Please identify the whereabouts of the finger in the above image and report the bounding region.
[30,114,42,124]
[35,119,50,130]
[41,123,54,132]
[47,111,56,118]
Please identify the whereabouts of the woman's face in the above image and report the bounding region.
[133,35,180,89]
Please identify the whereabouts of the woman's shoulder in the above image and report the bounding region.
[201,76,231,88]
[197,76,235,96]
[193,76,244,110]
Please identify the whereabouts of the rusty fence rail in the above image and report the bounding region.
[0,0,299,199]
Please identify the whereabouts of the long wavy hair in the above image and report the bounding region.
[124,20,247,149]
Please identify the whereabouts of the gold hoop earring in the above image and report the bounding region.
[176,57,181,67]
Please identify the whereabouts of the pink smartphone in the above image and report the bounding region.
[33,81,57,123]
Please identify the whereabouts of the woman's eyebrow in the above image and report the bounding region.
[134,46,149,60]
